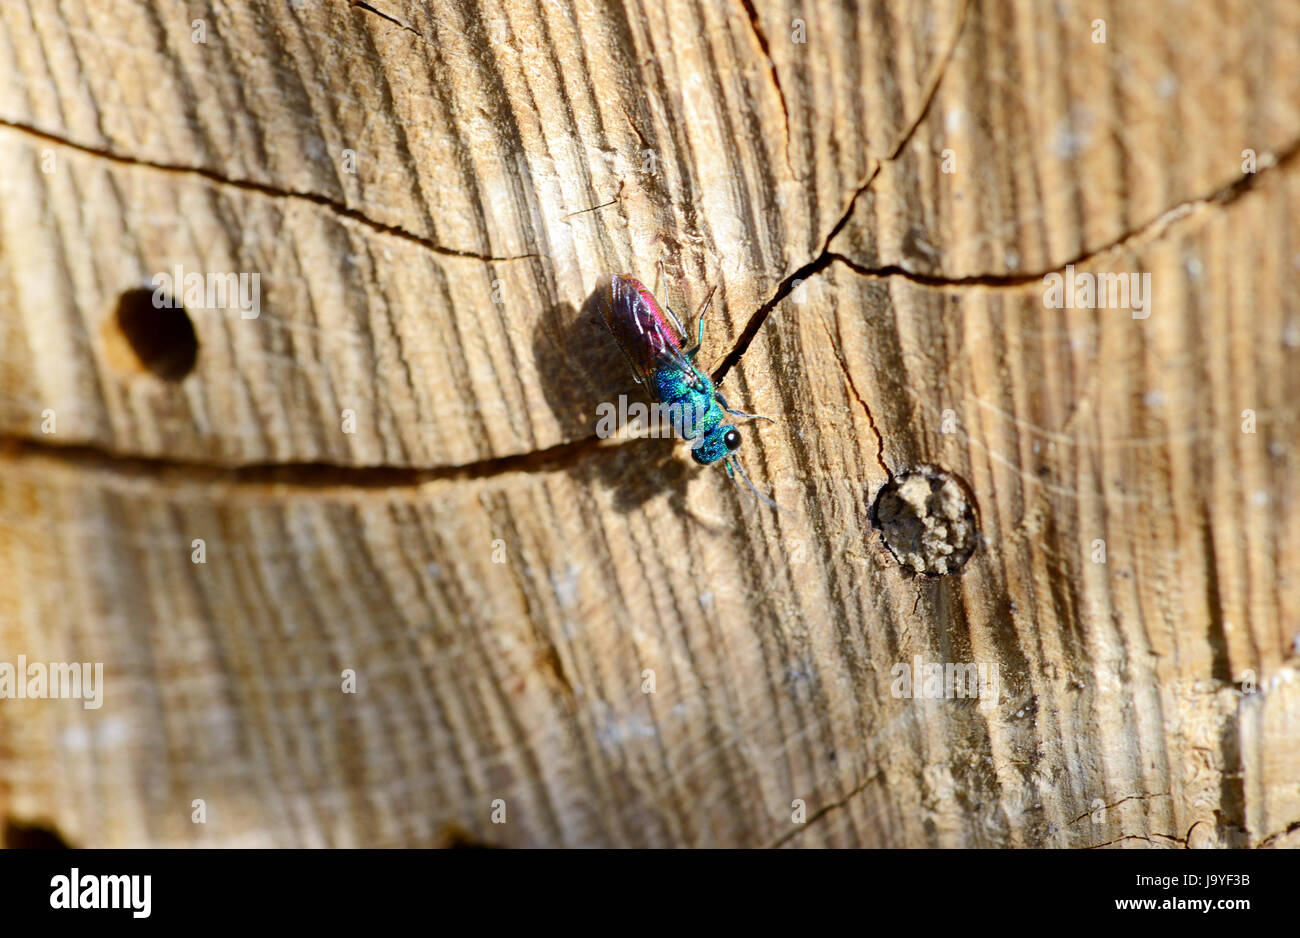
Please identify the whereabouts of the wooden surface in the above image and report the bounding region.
[0,0,1297,847]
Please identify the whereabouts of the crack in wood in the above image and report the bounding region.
[713,0,971,383]
[827,135,1300,287]
[349,1,423,41]
[713,0,1298,388]
[812,304,892,480]
[717,130,1300,388]
[0,119,538,263]
[1066,791,1173,827]
[765,769,884,848]
[882,0,971,165]
[736,0,794,178]
[0,432,614,492]
[1084,831,1186,849]
[1254,818,1300,848]
[564,180,625,218]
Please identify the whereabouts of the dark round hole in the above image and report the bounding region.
[114,287,199,380]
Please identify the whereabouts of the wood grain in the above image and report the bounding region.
[0,0,1297,847]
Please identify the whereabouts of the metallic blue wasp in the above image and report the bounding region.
[593,272,775,506]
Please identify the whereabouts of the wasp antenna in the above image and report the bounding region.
[729,457,780,511]
[696,285,717,320]
[696,286,717,347]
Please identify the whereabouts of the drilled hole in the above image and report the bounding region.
[871,465,980,577]
[113,287,199,380]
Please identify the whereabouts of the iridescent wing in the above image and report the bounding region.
[593,274,698,389]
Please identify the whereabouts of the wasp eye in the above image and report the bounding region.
[723,428,742,451]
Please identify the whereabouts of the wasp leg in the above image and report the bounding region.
[715,391,775,423]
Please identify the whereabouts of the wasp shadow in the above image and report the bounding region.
[532,293,696,513]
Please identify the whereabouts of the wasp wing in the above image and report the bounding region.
[592,274,697,390]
